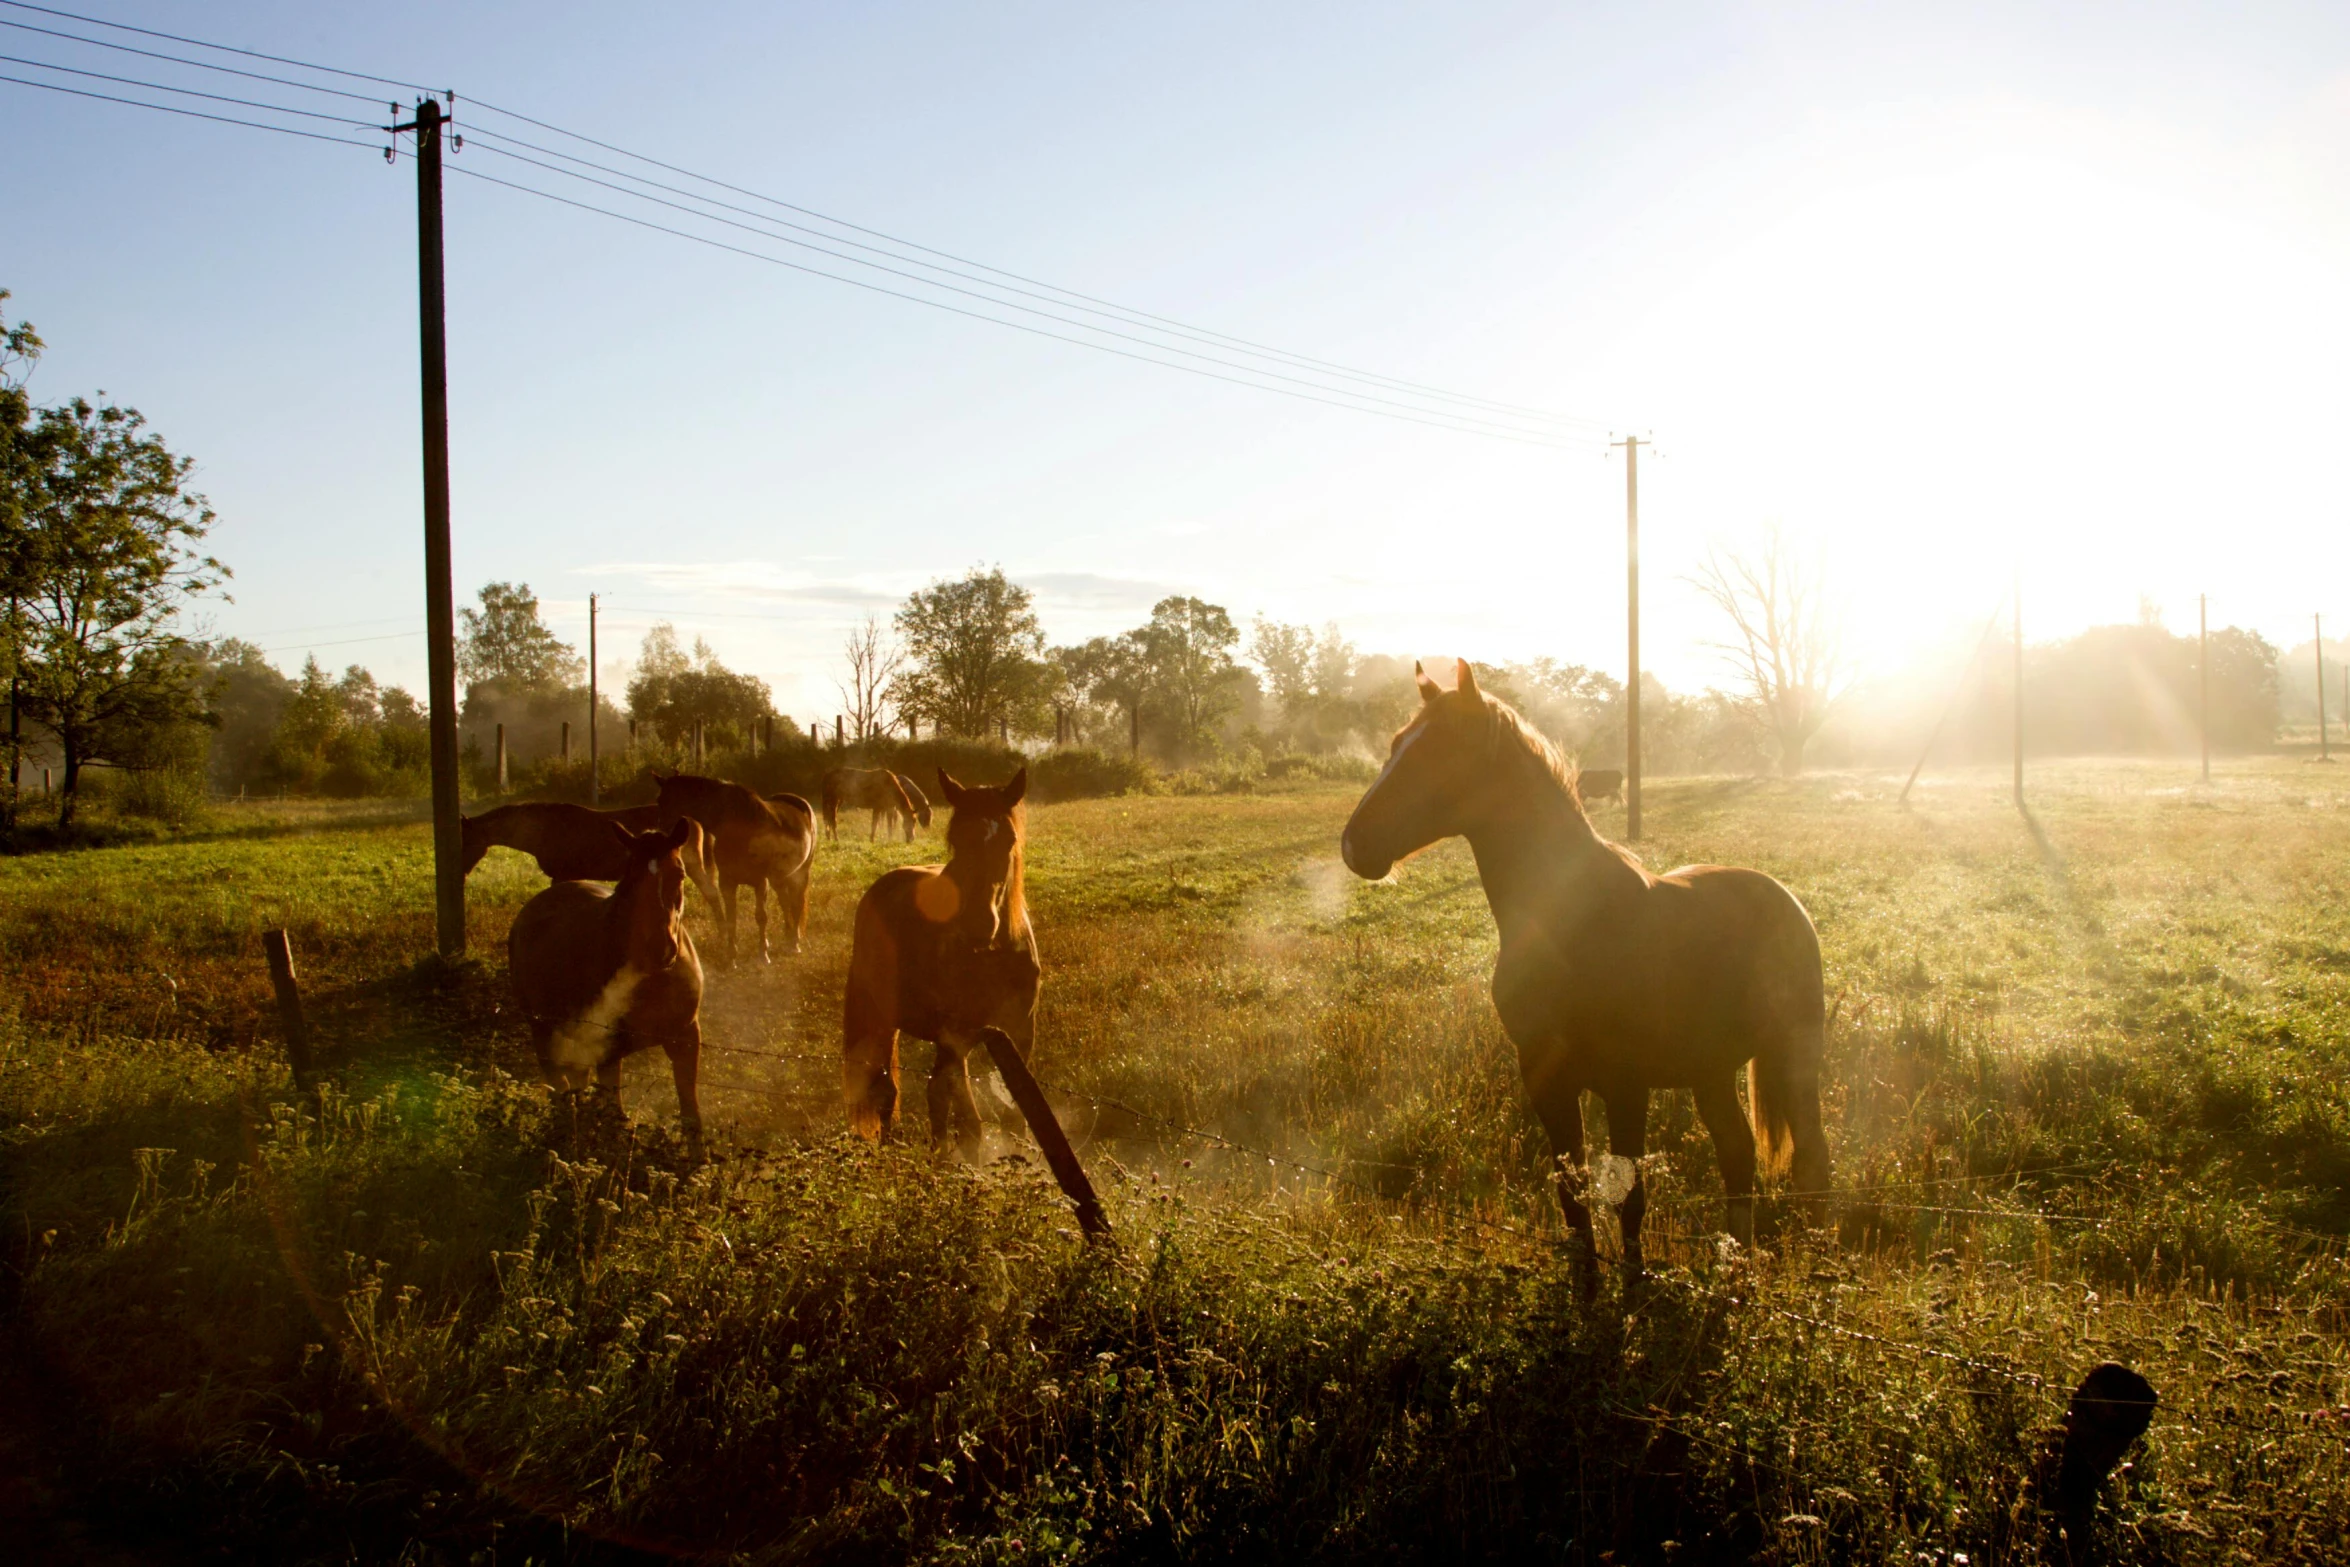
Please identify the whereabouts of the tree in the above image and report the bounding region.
[457,581,580,694]
[1054,633,1150,753]
[1689,527,1851,776]
[1137,595,1242,758]
[836,614,904,742]
[3,288,47,820]
[1250,618,1360,751]
[892,567,1047,739]
[626,624,773,749]
[9,397,226,825]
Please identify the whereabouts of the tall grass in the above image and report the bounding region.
[5,759,2350,1559]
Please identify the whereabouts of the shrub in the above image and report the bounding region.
[1029,746,1157,801]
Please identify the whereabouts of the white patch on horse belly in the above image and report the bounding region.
[550,964,644,1071]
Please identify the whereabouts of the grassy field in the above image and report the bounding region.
[3,760,2348,1562]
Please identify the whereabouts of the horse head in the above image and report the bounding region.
[896,773,934,828]
[1340,659,1518,880]
[935,766,1027,943]
[611,819,696,970]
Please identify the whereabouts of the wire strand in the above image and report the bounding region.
[460,137,1588,444]
[0,0,436,94]
[455,120,1601,431]
[0,50,383,128]
[444,161,1591,450]
[0,13,387,105]
[0,69,379,147]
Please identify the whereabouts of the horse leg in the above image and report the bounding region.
[719,875,743,969]
[665,1024,705,1158]
[787,863,810,954]
[869,809,880,842]
[927,1037,986,1162]
[1529,1069,1598,1297]
[843,1025,901,1142]
[1599,1084,1651,1281]
[1695,1075,1758,1248]
[752,879,772,965]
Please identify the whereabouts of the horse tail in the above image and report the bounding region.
[1749,1017,1830,1190]
[820,772,841,837]
[1747,1052,1798,1179]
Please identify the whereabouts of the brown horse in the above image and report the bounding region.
[822,766,922,842]
[1340,660,1829,1280]
[461,801,721,909]
[893,772,934,833]
[507,819,705,1150]
[842,767,1038,1158]
[1575,768,1625,805]
[652,772,815,964]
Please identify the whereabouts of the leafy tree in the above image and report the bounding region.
[1137,596,1242,758]
[892,567,1048,739]
[457,581,580,694]
[2,287,46,818]
[193,638,293,791]
[1053,634,1150,753]
[1250,618,1360,751]
[8,397,225,825]
[626,624,773,750]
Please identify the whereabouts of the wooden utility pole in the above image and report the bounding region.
[395,95,465,958]
[495,723,507,791]
[560,720,570,761]
[2317,614,2331,762]
[2198,594,2210,783]
[587,593,599,805]
[1611,436,1643,840]
[2012,569,2025,810]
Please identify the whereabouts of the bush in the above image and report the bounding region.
[1029,746,1157,801]
[1263,750,1377,785]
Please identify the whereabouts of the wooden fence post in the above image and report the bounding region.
[495,723,508,791]
[560,720,570,761]
[261,928,315,1089]
[979,1026,1108,1239]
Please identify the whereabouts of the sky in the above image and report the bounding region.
[8,0,2350,720]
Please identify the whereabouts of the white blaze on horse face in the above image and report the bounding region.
[1344,721,1425,876]
[549,963,643,1073]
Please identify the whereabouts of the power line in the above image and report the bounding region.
[455,121,1599,432]
[448,161,1589,449]
[0,50,382,128]
[0,14,386,105]
[461,136,1586,445]
[2,0,1628,444]
[0,0,436,94]
[0,68,378,147]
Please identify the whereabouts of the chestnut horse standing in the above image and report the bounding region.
[461,801,720,909]
[842,767,1038,1158]
[652,773,815,964]
[507,819,705,1150]
[822,766,924,842]
[1340,661,1830,1280]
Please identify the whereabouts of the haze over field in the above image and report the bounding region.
[8,1,2350,714]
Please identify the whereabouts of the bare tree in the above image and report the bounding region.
[1688,526,1850,776]
[837,614,904,742]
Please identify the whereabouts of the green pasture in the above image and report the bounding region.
[2,760,2347,1561]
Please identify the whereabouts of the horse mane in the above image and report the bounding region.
[1002,798,1029,930]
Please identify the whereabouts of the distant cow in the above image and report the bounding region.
[1576,768,1625,806]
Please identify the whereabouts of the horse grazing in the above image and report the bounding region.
[1340,660,1829,1280]
[461,801,721,908]
[823,766,923,842]
[893,772,934,833]
[842,766,1038,1158]
[1576,768,1625,805]
[652,772,815,964]
[507,819,705,1150]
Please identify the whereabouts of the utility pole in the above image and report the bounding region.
[587,593,599,805]
[2198,594,2210,784]
[2012,570,2024,811]
[1611,435,1644,841]
[2316,612,2332,761]
[394,94,464,958]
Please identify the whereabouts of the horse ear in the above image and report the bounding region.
[610,821,636,851]
[1004,766,1027,806]
[1456,660,1480,701]
[937,768,964,806]
[1415,660,1442,703]
[665,819,694,851]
